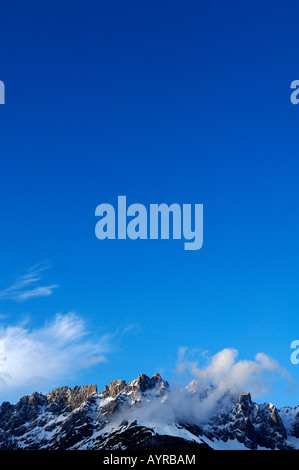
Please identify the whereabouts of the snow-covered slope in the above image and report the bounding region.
[0,373,298,450]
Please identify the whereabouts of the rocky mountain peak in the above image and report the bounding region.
[131,373,168,393]
[107,380,127,398]
[46,384,98,411]
[101,373,169,399]
[238,392,252,408]
[19,392,46,410]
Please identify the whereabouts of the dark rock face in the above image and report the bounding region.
[0,385,99,450]
[207,392,289,450]
[0,374,298,450]
[293,412,299,437]
[88,422,211,451]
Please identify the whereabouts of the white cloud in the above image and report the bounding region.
[0,312,111,401]
[158,347,295,423]
[114,348,295,427]
[0,262,58,302]
[176,347,292,398]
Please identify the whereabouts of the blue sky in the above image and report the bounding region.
[1,0,299,407]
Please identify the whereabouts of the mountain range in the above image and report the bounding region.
[0,373,298,450]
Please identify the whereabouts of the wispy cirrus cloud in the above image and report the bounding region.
[0,262,58,302]
[0,312,112,401]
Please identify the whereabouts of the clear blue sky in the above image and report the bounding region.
[1,0,299,407]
